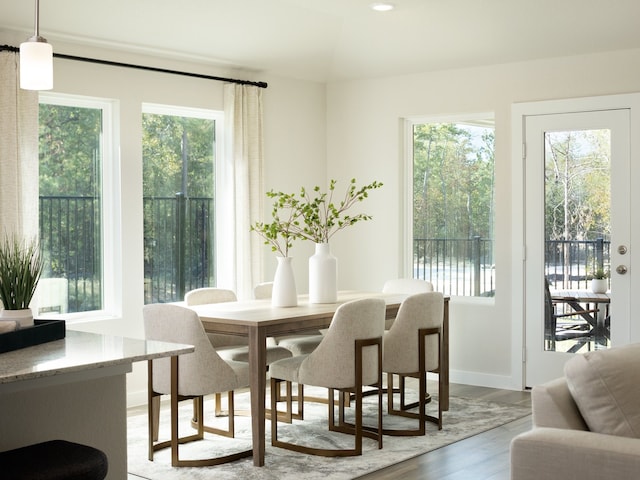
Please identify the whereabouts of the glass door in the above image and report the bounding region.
[524,109,631,387]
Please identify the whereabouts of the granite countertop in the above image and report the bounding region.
[0,329,193,385]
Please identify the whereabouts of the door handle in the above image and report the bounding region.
[616,265,628,275]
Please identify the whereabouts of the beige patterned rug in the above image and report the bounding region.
[127,387,530,480]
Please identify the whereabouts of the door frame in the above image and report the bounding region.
[511,93,640,389]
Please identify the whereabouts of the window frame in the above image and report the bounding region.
[404,112,496,299]
[38,92,121,321]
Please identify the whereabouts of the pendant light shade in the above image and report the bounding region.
[20,0,53,90]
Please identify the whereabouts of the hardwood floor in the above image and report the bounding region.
[128,382,532,480]
[356,383,532,480]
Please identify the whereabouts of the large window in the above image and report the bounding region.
[142,104,221,304]
[38,94,116,316]
[409,116,495,297]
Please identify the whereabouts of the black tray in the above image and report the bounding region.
[0,319,66,354]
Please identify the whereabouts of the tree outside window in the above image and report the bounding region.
[411,119,495,297]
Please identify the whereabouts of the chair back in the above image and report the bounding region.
[184,288,245,347]
[143,304,245,396]
[298,298,385,389]
[382,278,434,294]
[383,292,443,374]
[184,287,237,306]
[253,282,273,299]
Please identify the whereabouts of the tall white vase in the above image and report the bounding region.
[272,256,298,307]
[309,242,337,304]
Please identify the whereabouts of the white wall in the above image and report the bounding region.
[326,48,640,390]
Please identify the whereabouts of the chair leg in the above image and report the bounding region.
[385,327,442,435]
[149,357,252,467]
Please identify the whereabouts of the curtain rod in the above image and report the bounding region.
[0,44,268,88]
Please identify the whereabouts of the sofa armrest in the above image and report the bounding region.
[532,377,588,430]
[511,428,640,480]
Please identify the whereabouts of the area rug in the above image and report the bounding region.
[127,387,530,480]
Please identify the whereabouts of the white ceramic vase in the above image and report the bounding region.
[309,242,337,304]
[272,256,298,307]
[0,308,34,328]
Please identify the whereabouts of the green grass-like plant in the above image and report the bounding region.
[0,235,44,310]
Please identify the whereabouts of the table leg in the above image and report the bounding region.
[248,326,267,466]
[442,299,449,411]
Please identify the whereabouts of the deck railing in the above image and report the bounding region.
[38,195,611,310]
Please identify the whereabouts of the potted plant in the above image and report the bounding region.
[0,235,44,328]
[590,268,608,294]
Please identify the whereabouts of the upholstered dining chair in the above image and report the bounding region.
[184,287,292,423]
[253,282,324,356]
[382,278,434,294]
[269,297,386,457]
[382,278,434,329]
[143,303,252,467]
[383,291,444,435]
[185,287,292,364]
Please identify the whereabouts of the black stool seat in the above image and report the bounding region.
[0,439,108,480]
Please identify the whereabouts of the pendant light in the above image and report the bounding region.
[20,0,53,90]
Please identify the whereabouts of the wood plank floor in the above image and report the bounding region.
[128,382,532,480]
[356,383,532,480]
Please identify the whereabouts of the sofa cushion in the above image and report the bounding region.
[564,343,640,438]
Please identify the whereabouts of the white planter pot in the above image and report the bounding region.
[0,308,34,328]
[272,256,298,307]
[591,278,608,294]
[309,243,337,304]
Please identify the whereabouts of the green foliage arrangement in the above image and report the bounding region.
[0,235,44,310]
[251,178,383,254]
[251,191,303,257]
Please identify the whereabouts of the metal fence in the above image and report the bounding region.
[414,236,495,296]
[413,237,610,296]
[143,194,214,304]
[39,195,611,311]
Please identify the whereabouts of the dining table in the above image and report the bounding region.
[551,289,610,349]
[188,290,450,467]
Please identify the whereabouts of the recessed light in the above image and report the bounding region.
[370,3,395,12]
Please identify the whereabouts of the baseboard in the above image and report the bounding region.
[449,369,523,391]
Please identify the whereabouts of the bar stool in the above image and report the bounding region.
[0,439,108,480]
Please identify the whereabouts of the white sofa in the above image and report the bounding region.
[510,344,640,480]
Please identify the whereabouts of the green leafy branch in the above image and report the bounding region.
[294,178,383,243]
[251,191,303,257]
[252,179,383,253]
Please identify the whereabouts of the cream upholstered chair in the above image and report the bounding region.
[253,281,273,300]
[253,282,323,356]
[269,297,386,457]
[143,303,252,467]
[383,292,444,434]
[382,278,434,294]
[185,287,292,364]
[382,278,434,329]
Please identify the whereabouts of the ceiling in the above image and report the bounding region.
[2,0,640,82]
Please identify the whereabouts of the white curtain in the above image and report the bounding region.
[219,84,264,300]
[0,51,39,239]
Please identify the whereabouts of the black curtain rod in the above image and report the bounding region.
[0,44,268,88]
